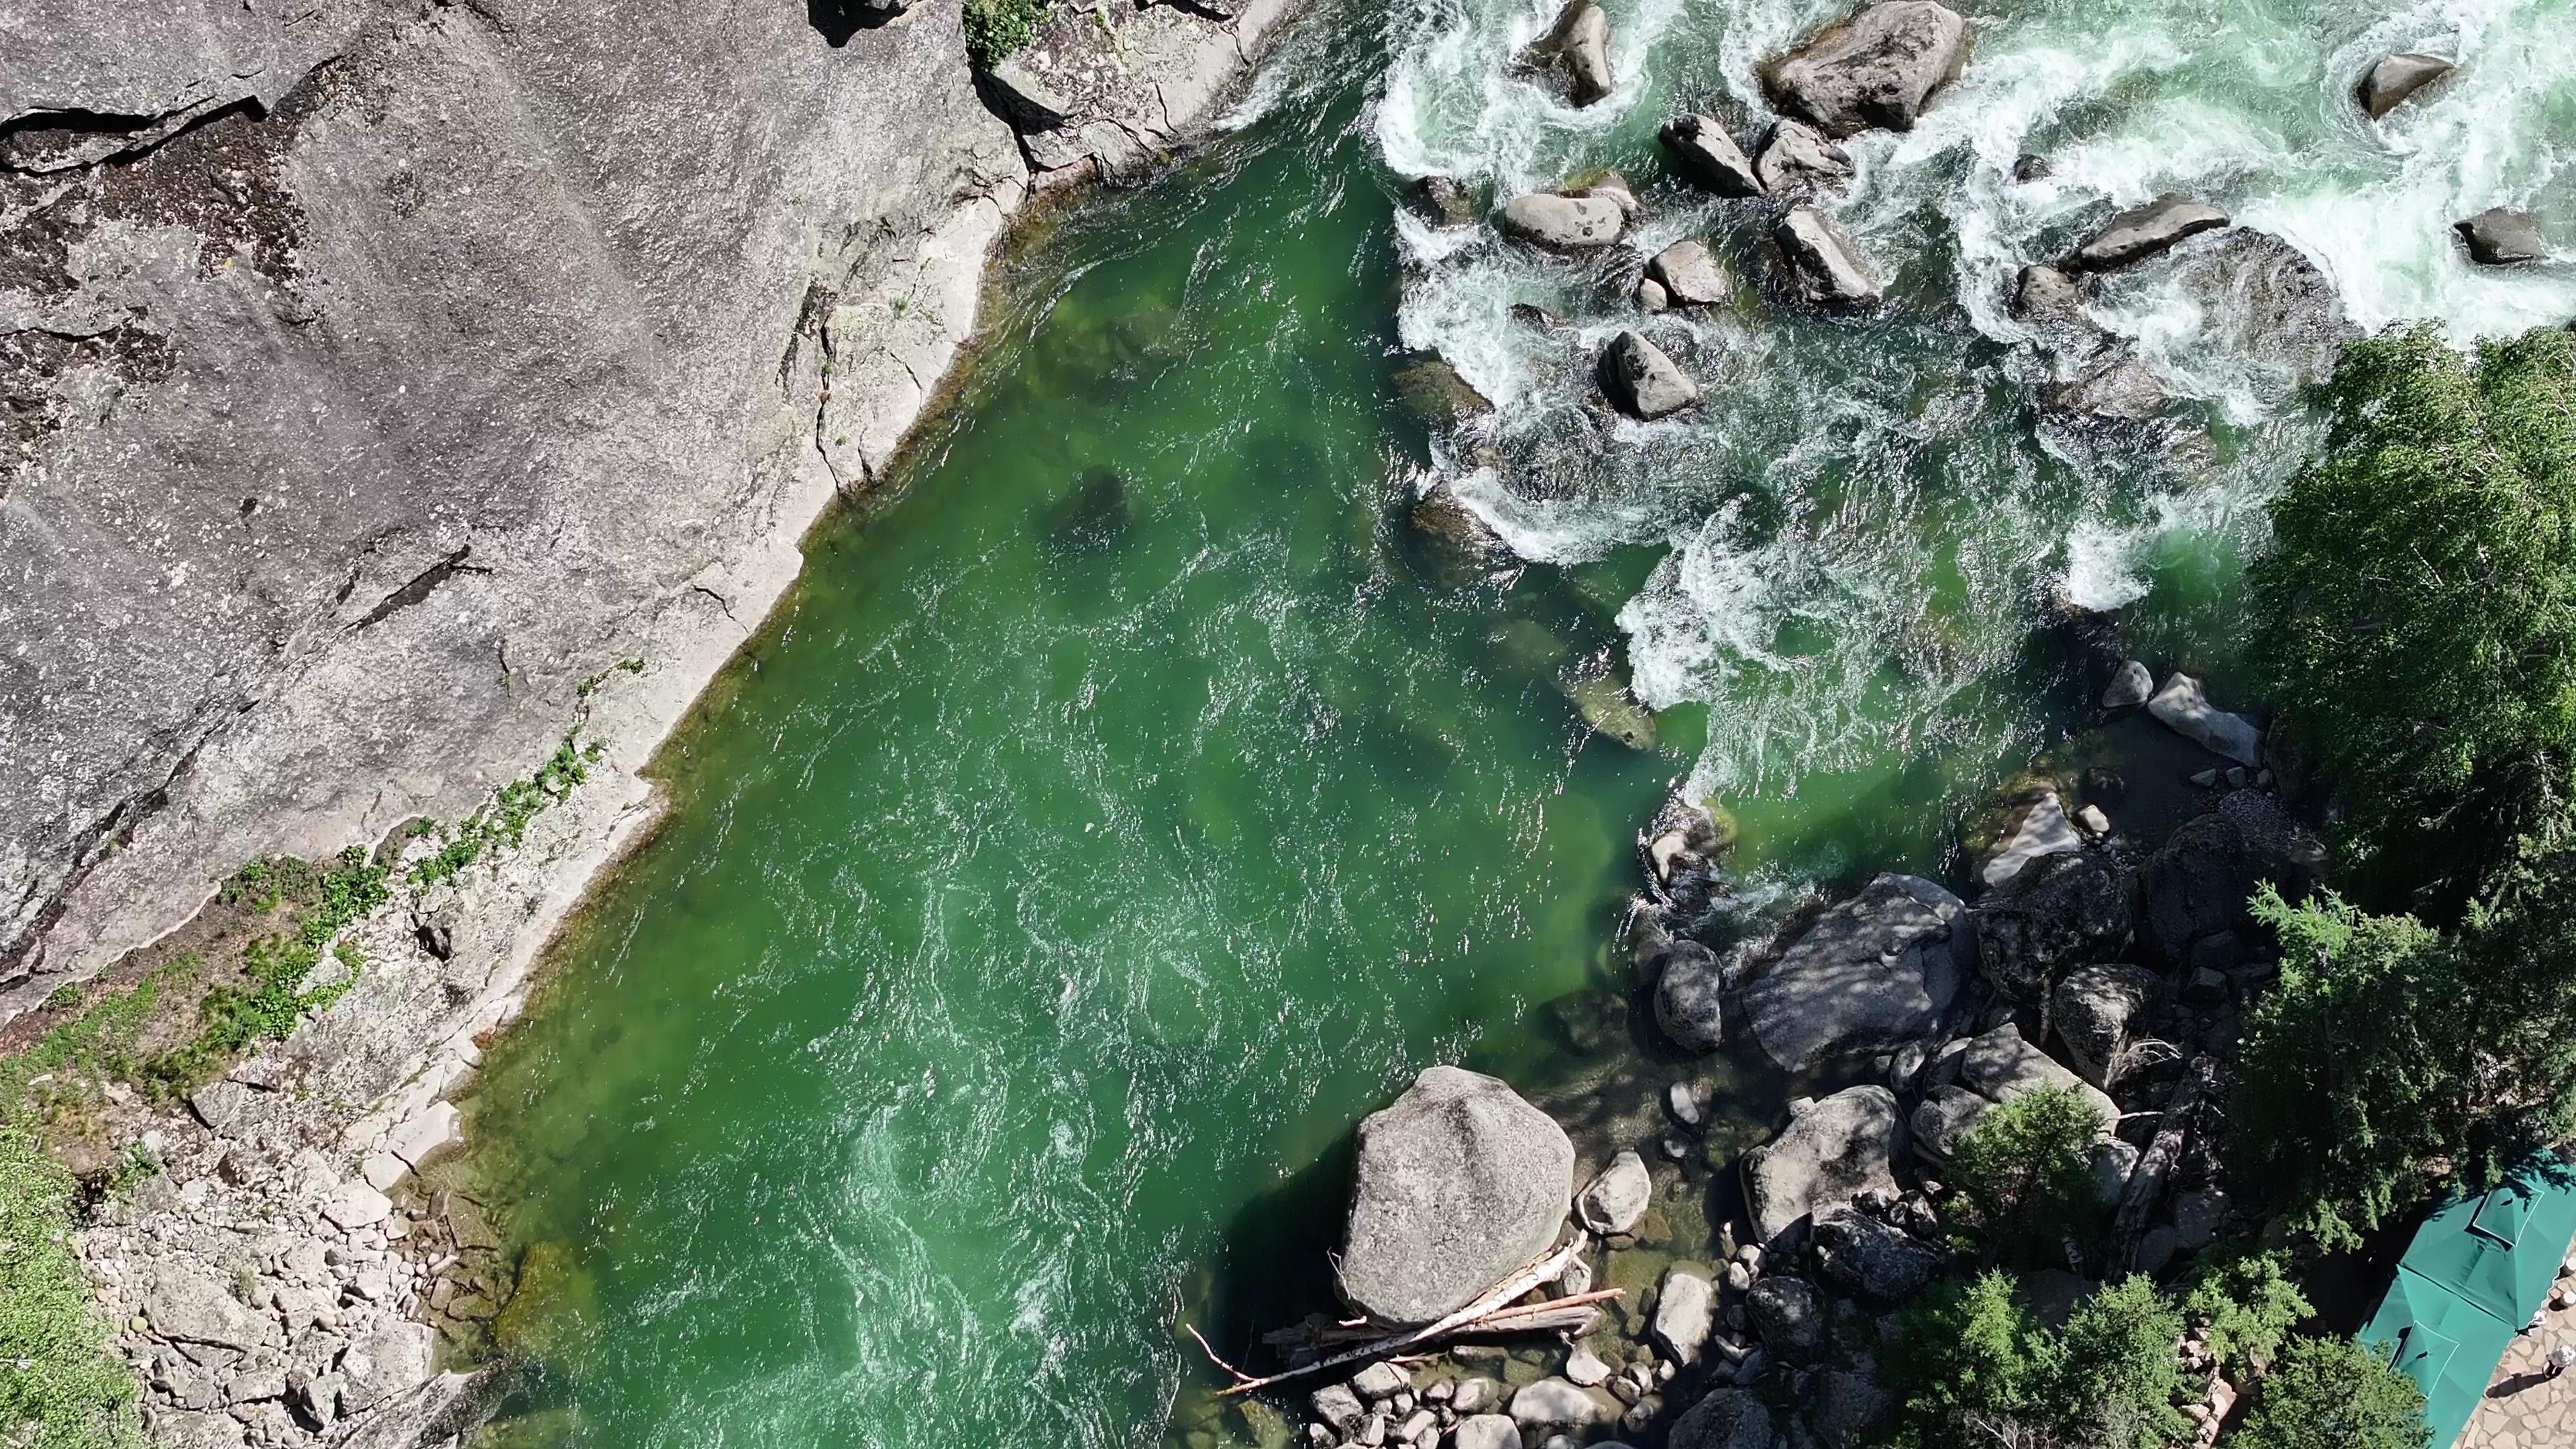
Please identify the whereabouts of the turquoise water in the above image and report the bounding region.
[462,0,2576,1444]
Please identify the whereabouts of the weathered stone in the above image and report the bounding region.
[1337,1066,1576,1326]
[1660,115,1762,197]
[1354,1362,1410,1400]
[2165,230,2359,392]
[2041,348,2167,423]
[1497,193,1628,251]
[1734,874,1968,1074]
[1638,277,1670,312]
[2051,964,2161,1088]
[1577,1150,1654,1234]
[2012,264,2100,347]
[1454,1415,1523,1449]
[321,1181,394,1231]
[1646,241,1734,308]
[1527,0,1615,105]
[2458,207,2550,265]
[1907,1085,1988,1164]
[2090,1138,2140,1209]
[1653,1266,1717,1364]
[1971,850,2132,1004]
[2102,660,2153,710]
[1772,205,1883,307]
[1981,792,2080,889]
[2063,195,2230,273]
[1563,1342,1613,1387]
[1745,1275,1821,1361]
[2147,673,2261,766]
[1953,1024,2116,1128]
[2357,52,2453,119]
[1669,1387,1778,1449]
[143,1267,277,1352]
[388,1100,462,1167]
[1755,121,1854,197]
[1411,175,1481,228]
[1311,1383,1366,1433]
[1741,1085,1900,1246]
[1509,1379,1611,1432]
[187,1081,257,1135]
[1452,1378,1500,1414]
[981,57,1074,131]
[1393,356,1495,431]
[1598,331,1702,421]
[1762,1,1970,138]
[2138,791,2323,964]
[1810,1205,1942,1303]
[1412,480,1514,583]
[1809,1364,1894,1449]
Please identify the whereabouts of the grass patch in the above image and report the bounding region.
[409,731,604,891]
[0,1125,141,1449]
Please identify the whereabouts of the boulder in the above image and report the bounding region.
[2090,1138,2141,1209]
[2356,52,2453,119]
[2041,349,2167,423]
[1410,174,1481,228]
[1392,355,1494,430]
[188,1080,258,1135]
[1654,939,1727,1053]
[1646,240,1734,308]
[1735,874,1969,1074]
[1741,1085,1901,1246]
[979,58,1073,131]
[1509,1379,1612,1432]
[1412,480,1514,582]
[2164,230,2357,391]
[1527,0,1615,106]
[1808,1364,1895,1448]
[143,1267,279,1352]
[2458,207,2549,266]
[1970,850,2132,1004]
[1562,1342,1612,1386]
[2146,673,2261,766]
[2102,659,2153,710]
[2010,264,2100,347]
[1577,1150,1654,1234]
[1772,205,1883,307]
[1980,792,2080,889]
[1598,331,1703,420]
[1653,1266,1718,1363]
[322,1181,394,1230]
[1811,1205,1943,1303]
[1353,1362,1409,1399]
[1746,1275,1823,1360]
[2050,963,2161,1088]
[1660,115,1763,197]
[1907,1085,1989,1164]
[1454,1416,1523,1449]
[1761,1,1970,138]
[2137,791,2324,965]
[1638,277,1670,312]
[1755,120,1854,197]
[1311,1384,1366,1434]
[2062,195,2230,273]
[1953,1024,2116,1129]
[1497,193,1627,251]
[1337,1065,1577,1325]
[1670,1389,1778,1449]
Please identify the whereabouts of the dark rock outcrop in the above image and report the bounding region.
[1746,1275,1823,1360]
[2137,792,2324,966]
[2357,52,2453,119]
[1971,850,2131,1005]
[1734,873,1969,1074]
[1392,354,1494,430]
[2051,963,2161,1088]
[1661,115,1764,197]
[1811,1205,1941,1303]
[1762,1,1970,138]
[1411,480,1514,582]
[1655,938,1729,1053]
[1671,1389,1779,1449]
[2458,207,2549,265]
[1410,174,1481,228]
[2063,194,2230,272]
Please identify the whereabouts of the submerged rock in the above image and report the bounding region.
[1336,1065,1576,1326]
[1646,240,1734,308]
[2041,349,2166,423]
[1525,0,1615,106]
[1741,1085,1901,1246]
[1654,939,1728,1053]
[1409,174,1481,228]
[2063,194,2230,273]
[1762,1,1968,137]
[1569,671,1660,747]
[1756,119,1855,197]
[2166,229,2359,390]
[2357,52,2453,119]
[2458,207,2550,265]
[1733,873,1968,1074]
[1391,354,1494,430]
[1661,115,1763,197]
[1411,479,1514,582]
[1598,331,1703,420]
[2146,672,2261,766]
[1497,192,1628,251]
[1772,205,1883,307]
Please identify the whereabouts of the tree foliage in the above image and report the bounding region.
[2232,1334,2428,1449]
[2182,1246,2312,1377]
[1948,1086,2108,1267]
[1892,1271,2188,1449]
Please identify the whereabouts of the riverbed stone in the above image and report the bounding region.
[1660,115,1762,197]
[1734,874,1968,1074]
[1578,1150,1654,1234]
[1653,1266,1717,1363]
[1412,480,1514,583]
[1498,193,1627,251]
[1393,355,1495,430]
[1772,205,1883,307]
[2458,207,2549,265]
[2357,52,2453,119]
[1755,120,1854,197]
[1646,241,1734,308]
[1454,1415,1523,1449]
[2063,195,2229,273]
[2102,659,2153,710]
[143,1266,278,1352]
[1762,1,1970,138]
[1745,1275,1822,1361]
[1741,1085,1901,1246]
[1410,175,1481,228]
[321,1181,393,1231]
[1811,1205,1942,1303]
[2051,963,2161,1088]
[1598,331,1702,420]
[1509,1379,1612,1432]
[1311,1384,1366,1433]
[1981,792,2080,889]
[1527,0,1615,106]
[1670,1388,1778,1449]
[2147,674,2261,766]
[1336,1065,1576,1326]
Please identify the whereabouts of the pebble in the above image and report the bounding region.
[1665,1081,1703,1126]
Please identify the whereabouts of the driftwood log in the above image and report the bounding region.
[2110,1053,2222,1269]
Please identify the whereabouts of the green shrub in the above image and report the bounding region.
[964,0,1053,67]
[2058,1276,2191,1449]
[0,1126,141,1449]
[1947,1085,2107,1266]
[2182,1246,2312,1376]
[1893,1272,2188,1449]
[2251,324,2576,906]
[2233,1334,2427,1449]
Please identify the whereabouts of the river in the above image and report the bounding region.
[458,0,2576,1444]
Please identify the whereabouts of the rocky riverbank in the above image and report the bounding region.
[1,3,1307,1446]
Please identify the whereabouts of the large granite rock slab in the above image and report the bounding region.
[1952,1024,2116,1129]
[1497,192,1628,251]
[1661,114,1762,197]
[1735,874,1968,1074]
[1811,1205,1941,1303]
[1337,1065,1576,1326]
[1762,1,1969,138]
[1741,1085,1900,1245]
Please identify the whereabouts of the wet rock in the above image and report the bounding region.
[2102,659,2153,710]
[1653,1266,1717,1363]
[1954,1024,2116,1128]
[1638,277,1670,312]
[1756,121,1854,198]
[1653,940,1728,1054]
[1646,241,1735,308]
[1411,480,1515,582]
[2051,964,2161,1088]
[2041,350,2167,423]
[1741,1085,1901,1246]
[2165,230,2358,391]
[1598,331,1702,420]
[2062,195,2230,273]
[1670,1387,1778,1449]
[1569,674,1658,748]
[1761,1,1970,138]
[1392,355,1495,431]
[1772,205,1883,308]
[1660,115,1762,197]
[1811,1205,1942,1303]
[1337,1065,1577,1326]
[1970,850,2132,1004]
[1668,1080,1705,1127]
[1312,1384,1367,1434]
[1454,1415,1523,1449]
[1578,1150,1654,1234]
[2146,673,2261,767]
[2010,264,2102,344]
[1526,0,1615,106]
[1907,1085,1989,1165]
[1453,1378,1501,1414]
[1497,193,1628,252]
[1809,1364,1895,1448]
[1980,792,2080,890]
[1411,175,1481,228]
[1509,1379,1612,1432]
[2357,52,2453,119]
[2138,791,2323,965]
[1734,874,1968,1074]
[2458,207,2549,266]
[1746,1276,1822,1361]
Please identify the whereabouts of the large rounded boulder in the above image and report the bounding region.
[1761,1,1969,138]
[1733,874,1968,1074]
[1741,1085,1901,1246]
[1336,1065,1577,1326]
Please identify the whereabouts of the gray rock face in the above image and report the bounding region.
[1811,1205,1942,1303]
[1909,1085,1990,1164]
[1980,793,2080,889]
[1953,1024,2116,1128]
[1734,874,1968,1074]
[1454,1415,1523,1449]
[1970,850,2132,1004]
[982,57,1075,130]
[2041,350,2167,423]
[143,1267,279,1352]
[1528,0,1615,106]
[2012,264,2098,345]
[1393,355,1495,430]
[1509,1378,1611,1431]
[1773,205,1884,307]
[1577,1150,1654,1234]
[1654,939,1727,1053]
[1756,120,1854,197]
[1336,1065,1576,1326]
[1670,1389,1778,1449]
[1762,1,1970,138]
[2051,963,2160,1088]
[1809,1364,1895,1448]
[2063,195,2231,272]
[2146,673,2262,766]
[1411,175,1481,228]
[2357,52,2453,119]
[1745,1275,1822,1360]
[2165,230,2358,391]
[1497,193,1629,251]
[1653,1265,1717,1363]
[2458,207,2549,265]
[1311,1383,1366,1433]
[1646,241,1735,308]
[1661,115,1763,197]
[2102,659,2153,710]
[1598,331,1702,420]
[1741,1085,1900,1245]
[2138,791,2324,965]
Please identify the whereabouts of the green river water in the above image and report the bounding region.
[460,0,2576,1444]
